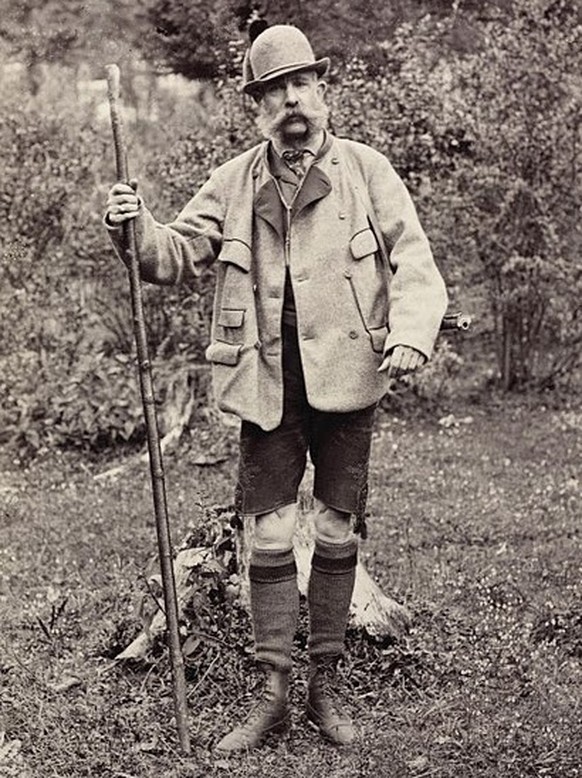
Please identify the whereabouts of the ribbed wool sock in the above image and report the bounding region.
[249,547,300,672]
[308,536,358,660]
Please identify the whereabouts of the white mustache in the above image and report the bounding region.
[256,101,329,140]
[276,110,307,127]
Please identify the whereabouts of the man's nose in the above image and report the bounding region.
[285,83,299,105]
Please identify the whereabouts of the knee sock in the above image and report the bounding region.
[249,547,299,672]
[308,536,358,660]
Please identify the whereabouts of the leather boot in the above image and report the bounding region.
[215,665,290,752]
[306,659,355,745]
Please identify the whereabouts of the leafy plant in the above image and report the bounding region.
[3,1,581,457]
[440,0,582,389]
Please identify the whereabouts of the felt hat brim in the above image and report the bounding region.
[243,57,330,95]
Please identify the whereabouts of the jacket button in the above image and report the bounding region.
[331,157,339,164]
[338,212,346,220]
[349,330,359,339]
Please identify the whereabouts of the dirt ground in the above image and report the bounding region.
[1,397,580,777]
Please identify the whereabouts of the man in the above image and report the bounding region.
[105,24,448,751]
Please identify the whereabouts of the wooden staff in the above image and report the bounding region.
[105,64,191,756]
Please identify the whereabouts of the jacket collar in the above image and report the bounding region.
[253,134,333,235]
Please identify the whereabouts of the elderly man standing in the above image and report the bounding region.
[105,24,448,751]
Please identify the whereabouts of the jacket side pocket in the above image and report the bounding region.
[368,326,387,354]
[347,227,388,353]
[205,341,242,366]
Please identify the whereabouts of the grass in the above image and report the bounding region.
[0,396,581,777]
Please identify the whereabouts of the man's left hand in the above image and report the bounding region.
[378,345,427,378]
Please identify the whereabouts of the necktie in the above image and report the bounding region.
[282,149,311,179]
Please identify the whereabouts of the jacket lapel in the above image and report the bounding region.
[254,178,285,237]
[252,144,332,236]
[293,166,332,216]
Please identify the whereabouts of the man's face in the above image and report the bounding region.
[256,70,328,145]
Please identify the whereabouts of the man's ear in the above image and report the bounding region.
[317,80,327,99]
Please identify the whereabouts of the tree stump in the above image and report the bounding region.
[117,500,410,661]
[237,506,411,639]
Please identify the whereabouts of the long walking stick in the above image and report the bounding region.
[105,64,191,756]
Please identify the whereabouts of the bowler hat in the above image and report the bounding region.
[243,25,330,96]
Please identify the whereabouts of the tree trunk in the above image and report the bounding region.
[26,56,44,96]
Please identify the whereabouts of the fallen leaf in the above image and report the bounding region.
[182,635,201,657]
[407,755,429,771]
[136,737,159,753]
[192,454,228,466]
[0,736,22,764]
[48,675,83,693]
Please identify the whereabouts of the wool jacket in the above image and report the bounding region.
[109,135,448,431]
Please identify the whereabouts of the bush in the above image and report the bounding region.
[329,4,582,390]
[435,1,582,389]
[4,2,581,455]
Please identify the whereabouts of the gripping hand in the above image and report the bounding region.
[105,179,139,226]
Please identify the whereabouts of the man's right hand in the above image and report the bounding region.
[105,180,140,226]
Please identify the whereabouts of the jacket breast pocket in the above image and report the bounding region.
[217,308,246,344]
[217,239,252,308]
[350,227,379,260]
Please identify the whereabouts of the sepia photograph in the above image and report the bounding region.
[0,1,580,776]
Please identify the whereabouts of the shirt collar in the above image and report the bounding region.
[271,130,326,161]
